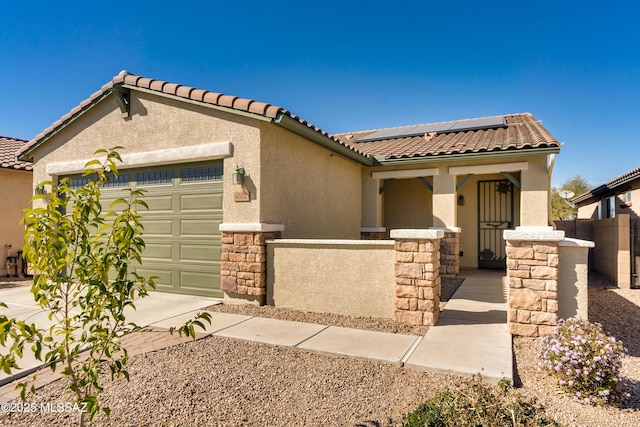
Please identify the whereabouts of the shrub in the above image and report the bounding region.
[402,376,559,427]
[538,317,629,405]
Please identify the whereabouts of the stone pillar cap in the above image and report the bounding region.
[390,229,445,239]
[503,226,564,241]
[219,223,285,232]
[429,226,462,233]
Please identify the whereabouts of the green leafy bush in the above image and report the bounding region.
[402,376,559,427]
[538,317,629,405]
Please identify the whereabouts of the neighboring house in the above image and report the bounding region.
[16,71,561,301]
[0,136,33,276]
[572,167,640,288]
[573,166,640,220]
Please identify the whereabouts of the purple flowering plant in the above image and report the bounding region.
[538,317,629,405]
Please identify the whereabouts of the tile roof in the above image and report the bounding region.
[572,166,640,204]
[17,71,368,161]
[333,113,560,160]
[0,136,33,171]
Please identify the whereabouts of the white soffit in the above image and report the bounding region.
[372,168,439,180]
[46,141,232,175]
[448,161,528,175]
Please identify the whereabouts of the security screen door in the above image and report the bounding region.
[478,180,513,269]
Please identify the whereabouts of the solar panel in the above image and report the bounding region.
[354,116,506,142]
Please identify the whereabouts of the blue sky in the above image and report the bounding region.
[1,1,638,187]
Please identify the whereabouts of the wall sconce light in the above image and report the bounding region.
[233,166,245,185]
[457,195,465,206]
[35,185,47,195]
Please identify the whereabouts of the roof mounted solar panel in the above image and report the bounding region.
[354,116,506,143]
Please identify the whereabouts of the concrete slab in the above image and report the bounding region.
[123,292,221,326]
[420,322,511,346]
[297,326,420,365]
[405,338,513,382]
[214,317,327,347]
[150,310,251,334]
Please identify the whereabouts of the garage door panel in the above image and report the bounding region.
[144,219,174,236]
[180,193,222,211]
[180,244,219,263]
[144,195,174,213]
[180,219,219,237]
[142,243,174,261]
[179,271,222,297]
[136,267,174,289]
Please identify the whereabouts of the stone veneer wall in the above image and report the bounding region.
[439,231,460,275]
[221,231,282,297]
[505,237,560,337]
[391,229,443,326]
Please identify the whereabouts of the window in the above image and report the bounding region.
[137,170,173,185]
[624,191,632,204]
[100,173,130,188]
[66,177,92,189]
[597,200,602,220]
[605,196,616,218]
[181,166,223,182]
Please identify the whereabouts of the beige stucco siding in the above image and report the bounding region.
[259,123,361,238]
[0,169,32,272]
[383,178,433,232]
[520,156,550,226]
[267,240,395,318]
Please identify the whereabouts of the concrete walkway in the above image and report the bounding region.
[405,269,512,383]
[0,270,512,402]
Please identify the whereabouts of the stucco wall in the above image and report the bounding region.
[558,239,591,320]
[383,178,433,233]
[266,240,395,318]
[0,169,32,274]
[520,156,550,227]
[29,91,264,224]
[259,123,362,239]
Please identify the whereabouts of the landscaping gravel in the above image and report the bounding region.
[0,273,638,426]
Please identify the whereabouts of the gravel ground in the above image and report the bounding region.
[1,274,639,426]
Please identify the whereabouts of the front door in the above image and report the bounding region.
[478,179,513,268]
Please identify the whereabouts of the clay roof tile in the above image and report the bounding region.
[218,95,238,108]
[163,83,180,95]
[176,85,194,98]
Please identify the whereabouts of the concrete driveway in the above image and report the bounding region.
[0,285,220,384]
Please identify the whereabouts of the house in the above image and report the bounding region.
[572,167,640,288]
[16,71,561,305]
[0,136,33,276]
[573,166,640,220]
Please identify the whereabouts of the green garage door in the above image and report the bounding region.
[65,161,223,297]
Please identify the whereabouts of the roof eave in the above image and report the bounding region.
[273,114,376,166]
[373,147,561,166]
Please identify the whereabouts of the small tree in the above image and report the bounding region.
[552,175,592,220]
[0,148,209,425]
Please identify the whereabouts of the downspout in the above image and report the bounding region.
[548,153,556,228]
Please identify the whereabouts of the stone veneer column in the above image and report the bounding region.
[390,229,444,326]
[431,227,461,275]
[360,227,386,240]
[503,227,565,337]
[219,223,284,304]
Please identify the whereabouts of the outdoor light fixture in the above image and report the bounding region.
[35,185,47,195]
[233,166,245,185]
[457,195,465,206]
